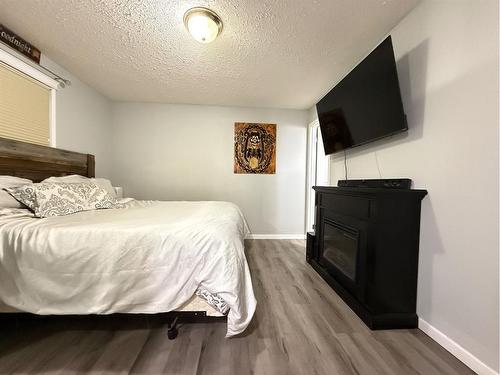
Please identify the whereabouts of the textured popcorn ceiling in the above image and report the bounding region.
[0,0,419,109]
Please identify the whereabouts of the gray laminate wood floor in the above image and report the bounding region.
[0,240,474,375]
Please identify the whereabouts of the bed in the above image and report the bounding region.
[0,137,256,338]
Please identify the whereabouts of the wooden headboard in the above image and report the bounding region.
[0,137,95,182]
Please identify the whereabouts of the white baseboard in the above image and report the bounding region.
[245,234,306,240]
[418,318,498,375]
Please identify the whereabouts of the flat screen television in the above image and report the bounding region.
[316,36,407,155]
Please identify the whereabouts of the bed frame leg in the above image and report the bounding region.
[167,316,179,340]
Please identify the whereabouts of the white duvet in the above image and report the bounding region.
[0,200,256,337]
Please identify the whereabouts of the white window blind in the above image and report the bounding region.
[0,61,50,146]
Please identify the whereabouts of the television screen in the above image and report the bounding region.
[316,36,407,155]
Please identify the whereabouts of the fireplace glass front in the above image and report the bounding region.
[322,221,359,281]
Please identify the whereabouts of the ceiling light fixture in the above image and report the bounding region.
[183,7,223,44]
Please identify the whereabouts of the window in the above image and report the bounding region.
[0,61,51,146]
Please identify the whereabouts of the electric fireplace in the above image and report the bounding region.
[307,184,427,329]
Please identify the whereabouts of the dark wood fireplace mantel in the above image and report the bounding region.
[307,185,427,329]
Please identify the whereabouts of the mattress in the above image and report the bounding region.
[0,200,256,336]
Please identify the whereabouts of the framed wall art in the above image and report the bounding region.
[234,122,276,174]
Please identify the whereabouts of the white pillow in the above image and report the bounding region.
[0,176,33,208]
[43,174,87,183]
[5,182,121,218]
[93,178,116,198]
[43,175,116,198]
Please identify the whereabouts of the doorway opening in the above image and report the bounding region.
[306,120,330,232]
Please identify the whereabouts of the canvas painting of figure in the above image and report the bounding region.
[234,123,276,174]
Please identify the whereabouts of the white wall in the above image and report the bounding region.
[111,103,308,235]
[41,56,113,178]
[312,0,499,372]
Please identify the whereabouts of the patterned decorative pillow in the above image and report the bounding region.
[5,182,122,218]
[0,176,33,209]
[43,175,116,198]
[4,184,38,211]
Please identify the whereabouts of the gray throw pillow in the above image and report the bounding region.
[5,182,122,218]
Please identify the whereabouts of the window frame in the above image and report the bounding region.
[0,46,59,147]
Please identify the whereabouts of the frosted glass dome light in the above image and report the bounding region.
[184,7,223,44]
